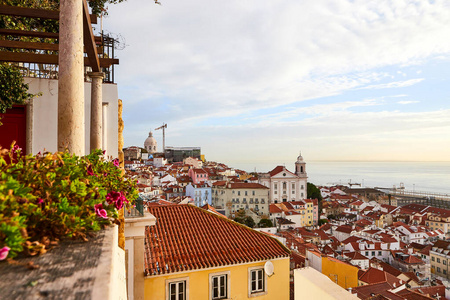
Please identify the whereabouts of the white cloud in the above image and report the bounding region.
[359,78,424,90]
[101,0,450,162]
[398,100,419,105]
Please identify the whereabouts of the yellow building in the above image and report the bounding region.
[321,256,359,289]
[145,205,291,300]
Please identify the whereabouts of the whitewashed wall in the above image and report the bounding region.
[26,78,119,158]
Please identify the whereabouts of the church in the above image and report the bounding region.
[144,131,157,154]
[258,153,308,203]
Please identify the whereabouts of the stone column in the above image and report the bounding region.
[58,0,85,155]
[88,72,104,152]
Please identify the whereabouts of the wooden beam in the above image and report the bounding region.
[82,0,100,72]
[0,4,97,24]
[0,28,59,39]
[0,40,59,51]
[0,52,119,67]
[0,40,102,53]
[0,28,103,43]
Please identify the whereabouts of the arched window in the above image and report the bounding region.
[283,182,286,190]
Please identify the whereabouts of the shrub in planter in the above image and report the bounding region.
[0,144,138,260]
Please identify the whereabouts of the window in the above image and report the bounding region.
[210,272,229,300]
[444,270,447,275]
[292,183,295,189]
[378,251,382,256]
[245,191,248,196]
[365,251,369,256]
[252,191,255,196]
[238,191,240,196]
[372,251,375,256]
[432,256,435,261]
[249,268,266,296]
[166,278,188,300]
[437,258,441,263]
[444,260,447,265]
[437,267,441,273]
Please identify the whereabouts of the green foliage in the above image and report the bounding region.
[307,182,322,201]
[0,63,34,113]
[234,216,255,228]
[318,219,329,226]
[307,182,323,213]
[257,218,273,228]
[0,145,138,259]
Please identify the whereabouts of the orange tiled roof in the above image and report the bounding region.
[144,205,290,276]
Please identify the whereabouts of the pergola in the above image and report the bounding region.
[0,0,119,155]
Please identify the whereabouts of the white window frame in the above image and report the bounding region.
[166,277,189,300]
[209,271,230,300]
[248,267,267,297]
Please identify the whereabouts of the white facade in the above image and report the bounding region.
[259,155,308,203]
[26,78,118,157]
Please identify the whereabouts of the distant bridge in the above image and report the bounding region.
[376,188,450,209]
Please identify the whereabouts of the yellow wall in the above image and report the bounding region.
[145,258,290,300]
[321,257,359,289]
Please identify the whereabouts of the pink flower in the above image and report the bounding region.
[115,195,128,210]
[87,164,94,176]
[96,208,108,219]
[106,191,121,205]
[0,246,10,260]
[103,172,108,177]
[113,158,120,167]
[13,145,22,153]
[37,198,44,204]
[94,203,103,211]
[102,150,106,155]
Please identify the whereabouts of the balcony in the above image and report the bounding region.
[125,197,144,217]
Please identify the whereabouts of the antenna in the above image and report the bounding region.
[264,261,274,277]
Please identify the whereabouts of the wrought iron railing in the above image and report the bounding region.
[125,197,144,217]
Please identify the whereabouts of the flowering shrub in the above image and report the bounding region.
[0,145,138,260]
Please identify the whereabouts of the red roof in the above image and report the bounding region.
[269,204,283,214]
[359,267,403,286]
[268,166,285,176]
[145,205,290,276]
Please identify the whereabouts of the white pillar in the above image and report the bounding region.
[58,0,85,155]
[88,72,104,152]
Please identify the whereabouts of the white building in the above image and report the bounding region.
[258,154,308,203]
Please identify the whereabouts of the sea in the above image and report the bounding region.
[231,161,450,195]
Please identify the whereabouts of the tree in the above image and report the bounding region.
[307,182,323,214]
[234,215,255,228]
[258,218,273,228]
[0,64,34,114]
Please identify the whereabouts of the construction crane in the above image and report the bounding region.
[155,123,167,153]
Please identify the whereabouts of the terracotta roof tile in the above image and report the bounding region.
[145,205,290,276]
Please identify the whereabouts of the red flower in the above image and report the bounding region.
[113,158,120,167]
[87,164,94,176]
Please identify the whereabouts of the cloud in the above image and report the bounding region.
[398,100,419,105]
[359,78,424,90]
[101,0,450,162]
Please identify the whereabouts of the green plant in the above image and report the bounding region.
[257,218,273,228]
[0,144,137,260]
[0,63,35,114]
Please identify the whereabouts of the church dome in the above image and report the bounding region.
[296,152,304,162]
[144,131,157,153]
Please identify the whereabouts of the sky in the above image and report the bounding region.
[100,0,450,169]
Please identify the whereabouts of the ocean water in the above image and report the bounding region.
[232,161,450,194]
